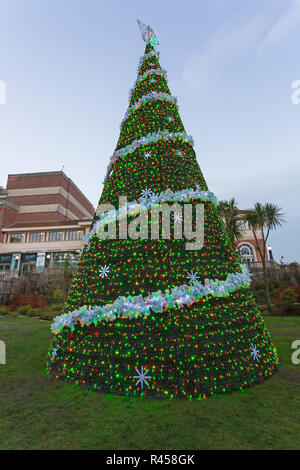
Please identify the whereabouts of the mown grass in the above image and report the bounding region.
[0,316,299,450]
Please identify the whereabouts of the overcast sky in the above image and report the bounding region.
[0,0,299,262]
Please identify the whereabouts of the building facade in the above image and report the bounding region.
[236,218,268,265]
[0,172,95,275]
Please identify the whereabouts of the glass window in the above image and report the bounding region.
[20,253,37,274]
[52,251,80,268]
[29,232,44,243]
[68,230,84,241]
[10,233,25,243]
[52,252,65,267]
[48,231,64,241]
[238,220,249,231]
[0,264,10,272]
[239,244,255,263]
[0,254,12,271]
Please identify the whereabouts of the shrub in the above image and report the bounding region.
[0,306,11,316]
[52,287,64,303]
[27,309,40,317]
[258,304,268,313]
[293,303,300,316]
[274,285,300,304]
[38,305,62,321]
[277,302,300,316]
[280,288,297,306]
[48,303,64,313]
[258,304,278,316]
[16,305,33,316]
[289,285,300,302]
[9,293,47,309]
[252,284,266,303]
[274,288,298,316]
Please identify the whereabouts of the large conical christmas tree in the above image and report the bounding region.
[47,24,279,399]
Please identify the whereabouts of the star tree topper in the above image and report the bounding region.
[137,19,159,49]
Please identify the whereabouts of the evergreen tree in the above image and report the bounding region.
[47,29,279,399]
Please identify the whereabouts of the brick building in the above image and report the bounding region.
[0,172,95,274]
[236,218,268,265]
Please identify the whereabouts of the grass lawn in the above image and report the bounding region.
[0,315,300,450]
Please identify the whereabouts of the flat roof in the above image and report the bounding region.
[2,219,92,230]
[6,171,95,212]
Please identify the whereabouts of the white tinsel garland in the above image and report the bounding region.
[107,131,194,172]
[121,92,177,128]
[81,185,218,248]
[128,68,168,100]
[50,266,251,334]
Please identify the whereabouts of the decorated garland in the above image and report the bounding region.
[121,92,177,128]
[106,130,194,173]
[51,265,251,334]
[81,186,218,248]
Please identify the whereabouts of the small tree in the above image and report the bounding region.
[52,287,64,304]
[62,258,75,295]
[219,198,243,247]
[243,203,285,314]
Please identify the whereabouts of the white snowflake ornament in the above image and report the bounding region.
[51,347,58,359]
[141,188,153,198]
[187,270,200,285]
[133,366,151,390]
[172,212,183,223]
[250,344,261,362]
[99,265,110,278]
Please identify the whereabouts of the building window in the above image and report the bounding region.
[52,251,80,268]
[48,231,64,241]
[238,220,249,231]
[29,232,44,243]
[68,230,84,241]
[10,233,25,243]
[0,254,12,272]
[238,243,255,263]
[20,253,37,274]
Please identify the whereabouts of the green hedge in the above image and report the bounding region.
[0,306,11,316]
[11,304,64,321]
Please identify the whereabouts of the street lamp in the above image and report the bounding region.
[267,245,274,261]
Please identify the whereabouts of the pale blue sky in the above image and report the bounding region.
[0,0,299,261]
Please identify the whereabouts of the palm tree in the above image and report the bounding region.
[242,203,285,314]
[219,198,243,247]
